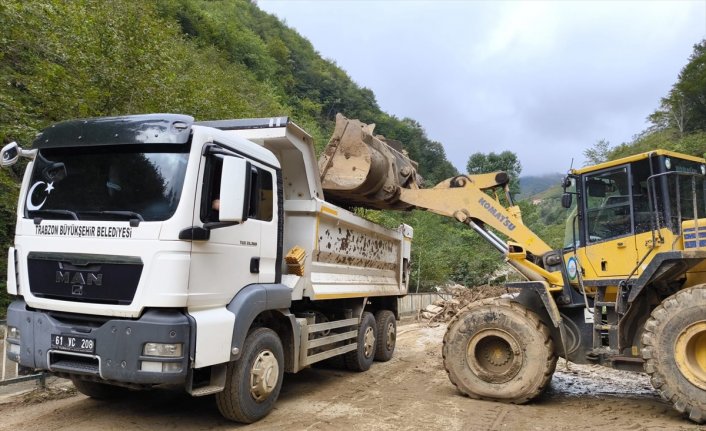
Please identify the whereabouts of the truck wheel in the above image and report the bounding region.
[71,377,126,399]
[374,310,396,362]
[642,285,706,423]
[442,298,556,403]
[216,328,284,423]
[344,312,376,371]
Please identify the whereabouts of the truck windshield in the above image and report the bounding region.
[25,145,189,222]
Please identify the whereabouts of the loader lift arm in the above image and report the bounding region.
[398,173,563,287]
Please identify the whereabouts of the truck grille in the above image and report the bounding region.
[27,252,142,305]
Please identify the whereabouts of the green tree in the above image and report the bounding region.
[466,151,522,197]
[647,40,706,136]
[583,139,611,165]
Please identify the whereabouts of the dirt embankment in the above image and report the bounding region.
[0,323,700,431]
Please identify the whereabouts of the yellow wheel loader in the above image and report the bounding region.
[321,114,706,423]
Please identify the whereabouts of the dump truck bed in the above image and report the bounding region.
[282,197,412,300]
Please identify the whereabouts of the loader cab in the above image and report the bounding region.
[563,150,706,281]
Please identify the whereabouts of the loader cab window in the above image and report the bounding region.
[562,177,579,249]
[665,158,706,231]
[631,159,655,234]
[584,167,632,243]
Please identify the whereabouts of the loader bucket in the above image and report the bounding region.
[319,114,420,210]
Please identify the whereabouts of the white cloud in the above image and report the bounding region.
[259,0,706,175]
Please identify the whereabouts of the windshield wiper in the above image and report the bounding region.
[30,209,79,223]
[78,211,144,226]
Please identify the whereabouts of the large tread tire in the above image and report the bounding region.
[344,312,377,372]
[216,328,284,423]
[442,298,556,404]
[374,310,396,362]
[642,285,706,424]
[71,377,127,399]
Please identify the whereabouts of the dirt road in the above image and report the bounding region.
[0,323,700,431]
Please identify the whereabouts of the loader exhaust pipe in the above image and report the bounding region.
[319,114,421,210]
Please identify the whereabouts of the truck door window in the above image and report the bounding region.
[200,157,273,223]
[200,155,223,223]
[585,167,632,242]
[248,166,273,222]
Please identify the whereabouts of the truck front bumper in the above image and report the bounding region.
[6,300,191,385]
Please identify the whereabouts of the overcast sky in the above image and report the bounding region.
[259,1,706,176]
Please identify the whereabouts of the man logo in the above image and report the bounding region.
[55,271,103,286]
[71,285,83,296]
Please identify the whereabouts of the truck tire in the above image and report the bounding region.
[442,298,556,403]
[374,310,396,362]
[642,285,706,423]
[216,327,284,423]
[344,312,376,371]
[71,377,126,399]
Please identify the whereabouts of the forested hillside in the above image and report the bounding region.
[518,174,564,201]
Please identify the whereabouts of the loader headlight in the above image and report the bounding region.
[665,157,672,170]
[701,164,705,175]
[143,342,182,357]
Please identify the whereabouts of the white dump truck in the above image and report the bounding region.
[1,114,412,423]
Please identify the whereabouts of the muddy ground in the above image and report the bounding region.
[0,322,702,431]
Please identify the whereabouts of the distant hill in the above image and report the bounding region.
[518,173,563,201]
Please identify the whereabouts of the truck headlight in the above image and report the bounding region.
[143,342,182,357]
[140,361,183,373]
[7,326,20,342]
[8,343,20,356]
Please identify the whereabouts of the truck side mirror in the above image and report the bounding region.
[0,142,37,167]
[218,157,250,223]
[1,142,20,167]
[561,193,573,208]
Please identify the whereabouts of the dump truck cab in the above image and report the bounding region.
[1,114,412,424]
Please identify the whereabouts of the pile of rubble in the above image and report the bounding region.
[418,284,515,325]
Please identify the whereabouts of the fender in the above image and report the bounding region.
[506,281,562,328]
[226,283,292,361]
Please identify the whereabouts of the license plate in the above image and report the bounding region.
[51,334,96,354]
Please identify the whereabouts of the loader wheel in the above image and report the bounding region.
[216,328,284,423]
[344,312,376,371]
[374,310,396,362]
[442,298,556,403]
[642,285,706,424]
[71,377,127,399]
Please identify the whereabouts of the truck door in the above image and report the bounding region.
[187,149,265,306]
[580,166,639,278]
